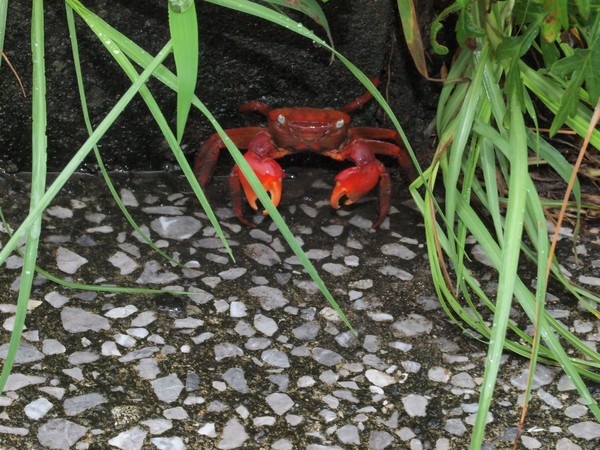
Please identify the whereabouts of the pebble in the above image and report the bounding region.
[222,368,249,393]
[108,251,139,275]
[61,307,110,333]
[151,374,184,403]
[266,393,294,415]
[244,243,281,266]
[380,243,417,260]
[312,347,343,366]
[37,419,88,449]
[64,393,106,415]
[108,426,148,450]
[391,314,433,337]
[568,421,600,440]
[402,394,428,417]
[56,247,88,274]
[217,419,248,449]
[151,436,185,450]
[365,369,396,387]
[254,314,278,336]
[24,397,54,420]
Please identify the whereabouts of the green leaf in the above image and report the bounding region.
[550,51,586,76]
[541,0,568,42]
[169,0,198,143]
[575,0,590,19]
[585,31,600,104]
[550,68,585,135]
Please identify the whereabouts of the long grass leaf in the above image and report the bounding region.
[0,0,46,395]
[168,0,198,143]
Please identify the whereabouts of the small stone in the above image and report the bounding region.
[151,216,202,240]
[141,418,172,435]
[312,347,343,366]
[402,394,428,417]
[56,247,88,274]
[214,343,244,361]
[4,373,46,391]
[151,437,185,450]
[391,314,433,337]
[61,307,110,333]
[266,393,294,415]
[261,349,290,368]
[37,418,88,449]
[368,430,394,449]
[337,424,360,445]
[105,305,138,319]
[108,252,139,275]
[568,421,600,440]
[108,426,148,450]
[222,368,249,393]
[151,374,184,403]
[217,419,248,449]
[64,393,106,416]
[380,243,416,260]
[292,321,320,340]
[24,397,54,420]
[365,369,396,387]
[0,341,44,364]
[254,314,278,336]
[244,243,281,266]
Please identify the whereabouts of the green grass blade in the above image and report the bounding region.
[0,0,46,394]
[0,0,7,61]
[470,89,530,448]
[168,0,198,143]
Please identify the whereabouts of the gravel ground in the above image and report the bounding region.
[0,170,599,449]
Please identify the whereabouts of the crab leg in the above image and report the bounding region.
[329,140,390,228]
[194,126,265,186]
[229,131,286,226]
[348,128,417,182]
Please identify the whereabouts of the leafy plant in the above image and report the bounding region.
[398,0,600,447]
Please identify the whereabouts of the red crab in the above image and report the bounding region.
[194,78,416,228]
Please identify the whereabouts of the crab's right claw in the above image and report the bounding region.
[237,151,285,215]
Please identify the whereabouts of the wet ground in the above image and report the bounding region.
[0,170,599,449]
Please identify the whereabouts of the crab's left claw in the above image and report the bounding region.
[330,140,390,228]
[229,131,285,226]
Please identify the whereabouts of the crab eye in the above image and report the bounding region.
[277,114,286,126]
[335,119,345,129]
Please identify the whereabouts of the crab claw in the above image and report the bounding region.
[330,140,390,228]
[330,162,381,208]
[236,132,285,215]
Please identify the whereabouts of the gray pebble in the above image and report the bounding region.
[217,419,248,449]
[244,243,281,266]
[402,394,428,417]
[214,343,244,361]
[37,418,88,449]
[223,368,249,393]
[254,314,278,336]
[56,247,88,274]
[151,436,185,450]
[61,307,110,333]
[151,374,184,403]
[64,393,106,416]
[262,349,290,368]
[266,393,294,415]
[108,426,148,450]
[568,421,600,440]
[312,347,343,366]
